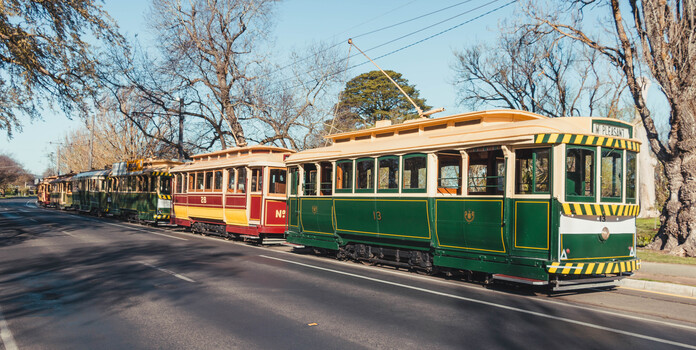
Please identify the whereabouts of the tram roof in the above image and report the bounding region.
[171,145,295,173]
[73,169,112,179]
[286,109,639,163]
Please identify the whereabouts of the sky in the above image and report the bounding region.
[3,0,663,177]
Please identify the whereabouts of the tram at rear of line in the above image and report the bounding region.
[37,176,56,207]
[285,109,641,291]
[170,146,294,243]
[47,173,76,209]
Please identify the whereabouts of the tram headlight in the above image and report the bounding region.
[600,227,610,241]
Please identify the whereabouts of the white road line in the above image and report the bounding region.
[0,307,18,350]
[99,221,188,241]
[28,218,37,222]
[260,255,696,349]
[139,261,195,283]
[61,230,76,237]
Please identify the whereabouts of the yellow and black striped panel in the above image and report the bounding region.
[534,133,640,152]
[548,260,640,275]
[154,214,170,220]
[561,203,639,217]
[158,194,172,200]
[151,172,173,177]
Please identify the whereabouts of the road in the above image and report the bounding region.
[1,197,695,349]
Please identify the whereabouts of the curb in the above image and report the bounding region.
[618,278,696,298]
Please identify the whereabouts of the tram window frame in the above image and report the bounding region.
[515,148,550,195]
[196,172,205,191]
[205,171,213,191]
[626,151,637,204]
[565,146,595,202]
[335,160,353,194]
[303,164,317,196]
[188,173,195,192]
[320,162,332,196]
[600,148,623,202]
[227,168,236,193]
[160,176,172,195]
[355,158,375,193]
[268,168,287,195]
[402,153,427,193]
[237,168,247,194]
[437,152,461,195]
[251,168,263,193]
[377,156,399,193]
[468,149,506,195]
[289,167,298,196]
[214,170,223,191]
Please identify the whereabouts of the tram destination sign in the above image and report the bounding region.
[592,121,630,138]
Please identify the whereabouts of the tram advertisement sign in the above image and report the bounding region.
[592,121,630,138]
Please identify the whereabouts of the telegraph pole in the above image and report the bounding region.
[177,97,184,161]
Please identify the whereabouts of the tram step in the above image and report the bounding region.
[492,274,548,286]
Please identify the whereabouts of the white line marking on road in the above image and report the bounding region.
[28,218,37,222]
[260,255,696,349]
[0,307,18,350]
[139,261,195,283]
[25,200,36,208]
[61,230,76,237]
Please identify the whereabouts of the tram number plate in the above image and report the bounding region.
[373,211,382,221]
[275,209,286,218]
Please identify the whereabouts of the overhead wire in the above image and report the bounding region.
[261,0,476,80]
[259,0,517,98]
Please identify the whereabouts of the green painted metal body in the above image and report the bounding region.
[109,191,158,221]
[286,195,636,281]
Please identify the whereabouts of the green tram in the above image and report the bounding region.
[73,169,111,215]
[107,159,181,223]
[49,173,76,209]
[285,109,641,291]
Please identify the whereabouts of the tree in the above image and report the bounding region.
[333,70,430,131]
[453,22,628,118]
[0,0,122,137]
[528,0,696,256]
[0,154,32,193]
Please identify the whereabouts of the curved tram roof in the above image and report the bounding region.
[170,145,295,173]
[286,109,640,164]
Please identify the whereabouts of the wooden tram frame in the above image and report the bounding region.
[285,109,642,290]
[170,145,294,243]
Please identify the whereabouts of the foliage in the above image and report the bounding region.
[0,0,122,137]
[0,154,33,191]
[332,70,430,131]
[636,218,659,247]
[453,20,628,118]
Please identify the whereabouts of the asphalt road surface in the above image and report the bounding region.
[1,198,695,349]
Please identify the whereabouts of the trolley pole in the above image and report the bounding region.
[177,97,184,161]
[89,113,95,170]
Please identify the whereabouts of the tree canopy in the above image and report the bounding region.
[0,0,122,137]
[333,70,430,131]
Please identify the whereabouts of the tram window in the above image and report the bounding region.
[335,160,353,193]
[378,156,399,192]
[251,168,263,192]
[205,171,213,191]
[175,174,182,193]
[515,148,549,194]
[237,168,247,193]
[626,151,637,203]
[227,169,236,192]
[303,164,317,196]
[319,162,332,195]
[601,148,623,201]
[289,167,299,196]
[188,173,195,191]
[402,154,427,193]
[437,153,461,194]
[160,177,172,195]
[566,147,595,201]
[469,149,505,195]
[214,170,223,191]
[269,168,287,195]
[356,158,375,192]
[197,172,205,191]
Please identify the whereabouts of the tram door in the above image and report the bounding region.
[287,167,300,229]
[249,167,264,223]
[510,147,552,259]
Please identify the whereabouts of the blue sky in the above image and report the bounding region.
[0,0,521,175]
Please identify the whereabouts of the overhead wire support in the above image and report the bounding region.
[348,38,423,117]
